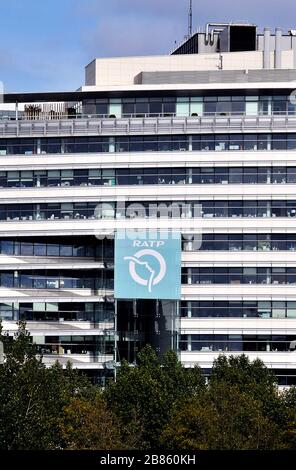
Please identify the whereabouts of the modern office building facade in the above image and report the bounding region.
[1,23,296,386]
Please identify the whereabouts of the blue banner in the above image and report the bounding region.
[115,232,181,300]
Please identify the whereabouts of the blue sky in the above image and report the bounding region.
[0,0,296,92]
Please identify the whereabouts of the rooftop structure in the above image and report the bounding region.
[0,23,296,386]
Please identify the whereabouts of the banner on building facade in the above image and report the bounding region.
[115,231,181,300]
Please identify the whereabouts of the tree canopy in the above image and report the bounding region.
[0,322,295,450]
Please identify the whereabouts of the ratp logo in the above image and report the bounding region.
[115,233,181,300]
[124,246,166,293]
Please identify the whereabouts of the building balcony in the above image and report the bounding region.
[180,350,296,369]
[2,114,296,138]
[180,317,296,334]
[2,320,114,334]
[42,353,114,368]
[0,217,295,238]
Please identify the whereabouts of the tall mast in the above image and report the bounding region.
[188,0,193,37]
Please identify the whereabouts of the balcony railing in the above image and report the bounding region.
[1,113,296,138]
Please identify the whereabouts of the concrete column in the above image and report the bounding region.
[292,36,296,69]
[37,138,41,155]
[187,301,192,318]
[268,96,272,115]
[109,137,115,153]
[187,268,192,285]
[188,135,193,152]
[275,27,282,69]
[188,167,193,184]
[263,27,271,69]
[187,334,192,352]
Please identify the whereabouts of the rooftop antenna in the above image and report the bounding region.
[188,0,193,37]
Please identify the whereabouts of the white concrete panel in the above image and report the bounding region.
[182,252,296,265]
[181,351,296,369]
[180,318,296,334]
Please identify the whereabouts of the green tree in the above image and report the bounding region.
[279,386,296,448]
[162,382,280,450]
[0,321,93,449]
[104,345,205,449]
[210,354,283,426]
[58,394,123,450]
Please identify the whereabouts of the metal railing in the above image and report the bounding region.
[2,110,296,122]
[1,114,296,138]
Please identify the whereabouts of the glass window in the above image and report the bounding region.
[47,244,60,256]
[287,167,296,183]
[272,99,287,115]
[243,234,257,251]
[231,101,245,115]
[228,268,242,284]
[229,167,242,184]
[192,135,201,151]
[272,268,286,284]
[158,136,171,152]
[143,168,158,185]
[286,267,296,284]
[214,201,228,217]
[34,243,46,256]
[244,134,257,151]
[60,245,73,257]
[287,301,296,318]
[258,167,269,183]
[243,267,257,284]
[243,201,257,218]
[243,167,257,184]
[122,102,135,115]
[21,242,34,256]
[200,168,214,184]
[258,134,269,150]
[96,103,108,116]
[143,136,158,152]
[229,234,242,251]
[272,200,286,218]
[287,134,296,150]
[135,101,149,116]
[228,201,241,218]
[1,272,14,287]
[149,101,162,115]
[229,134,243,150]
[287,200,296,218]
[215,135,228,151]
[258,234,271,251]
[116,137,129,153]
[204,101,217,115]
[272,301,286,318]
[258,301,271,318]
[273,134,287,150]
[1,240,14,255]
[200,136,215,151]
[272,234,287,251]
[163,100,176,115]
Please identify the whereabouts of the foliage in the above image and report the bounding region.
[104,345,205,449]
[1,324,296,450]
[0,322,94,449]
[161,382,280,450]
[58,395,122,450]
